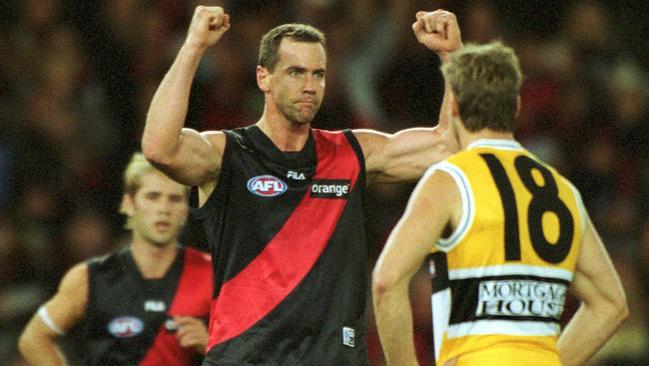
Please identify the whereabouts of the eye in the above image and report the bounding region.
[145,192,160,200]
[169,195,184,203]
[289,70,300,77]
[314,71,325,79]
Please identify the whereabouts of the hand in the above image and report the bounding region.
[186,6,230,50]
[412,10,462,59]
[174,316,209,354]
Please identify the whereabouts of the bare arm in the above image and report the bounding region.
[142,6,230,186]
[372,170,460,365]
[18,264,89,366]
[354,10,462,184]
[355,127,456,184]
[412,10,462,130]
[557,217,628,366]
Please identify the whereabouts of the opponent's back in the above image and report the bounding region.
[429,139,586,365]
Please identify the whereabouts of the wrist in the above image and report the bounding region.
[437,43,463,64]
[182,39,210,56]
[437,51,451,64]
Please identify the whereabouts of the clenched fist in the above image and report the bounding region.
[412,10,462,59]
[186,6,231,50]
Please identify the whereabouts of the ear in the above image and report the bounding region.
[120,194,135,217]
[256,65,271,92]
[515,95,521,118]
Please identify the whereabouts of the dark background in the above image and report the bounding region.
[1,1,648,364]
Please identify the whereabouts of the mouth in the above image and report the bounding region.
[296,99,317,106]
[155,221,171,232]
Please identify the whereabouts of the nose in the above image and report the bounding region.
[302,75,318,94]
[155,198,173,214]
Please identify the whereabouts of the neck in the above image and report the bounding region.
[459,128,515,150]
[130,237,178,279]
[256,106,311,152]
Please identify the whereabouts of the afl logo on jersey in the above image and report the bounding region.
[247,175,287,197]
[107,316,144,338]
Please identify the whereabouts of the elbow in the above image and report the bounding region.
[140,122,173,167]
[616,297,629,324]
[18,329,33,358]
[371,266,400,302]
[596,293,629,328]
[610,286,629,324]
[141,137,164,165]
[141,138,174,169]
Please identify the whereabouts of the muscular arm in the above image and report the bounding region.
[354,10,462,185]
[141,7,229,186]
[557,217,628,366]
[18,264,89,366]
[355,126,455,184]
[372,170,460,365]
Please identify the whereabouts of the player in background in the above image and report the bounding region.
[18,153,213,365]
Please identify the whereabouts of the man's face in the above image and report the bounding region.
[266,38,326,124]
[124,171,189,248]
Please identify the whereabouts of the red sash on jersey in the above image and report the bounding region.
[207,130,361,349]
[141,248,212,365]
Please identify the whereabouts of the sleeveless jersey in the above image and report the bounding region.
[193,125,368,365]
[78,247,212,366]
[427,139,586,366]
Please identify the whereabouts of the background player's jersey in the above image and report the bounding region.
[76,247,212,366]
[194,125,368,365]
[428,139,586,366]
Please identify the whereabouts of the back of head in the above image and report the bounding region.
[442,41,523,132]
[258,23,326,71]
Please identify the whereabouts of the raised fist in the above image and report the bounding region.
[186,6,231,49]
[412,10,462,56]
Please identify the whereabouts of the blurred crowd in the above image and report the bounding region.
[0,0,648,365]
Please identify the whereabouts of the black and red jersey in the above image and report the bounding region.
[194,126,369,365]
[76,246,212,365]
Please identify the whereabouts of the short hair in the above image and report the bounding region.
[123,153,158,197]
[258,23,326,71]
[441,41,523,132]
[120,153,189,226]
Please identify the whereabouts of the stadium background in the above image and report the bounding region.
[0,0,648,364]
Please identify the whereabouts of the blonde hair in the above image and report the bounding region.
[441,41,523,132]
[119,152,189,227]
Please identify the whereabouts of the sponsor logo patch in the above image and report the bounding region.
[247,175,288,197]
[287,170,306,180]
[144,300,166,312]
[476,279,567,319]
[342,327,355,347]
[310,179,351,199]
[107,316,144,338]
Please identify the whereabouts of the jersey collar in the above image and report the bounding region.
[467,138,523,151]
